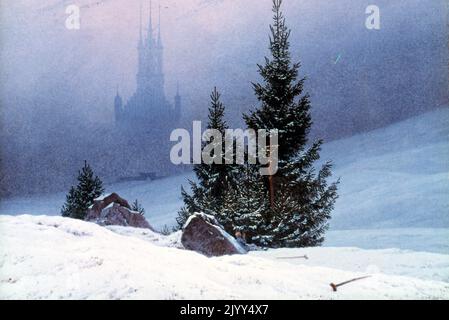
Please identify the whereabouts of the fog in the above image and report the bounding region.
[0,0,447,197]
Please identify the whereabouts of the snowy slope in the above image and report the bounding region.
[1,215,448,300]
[322,107,449,230]
[324,228,449,254]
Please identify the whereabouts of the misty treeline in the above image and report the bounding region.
[0,113,186,197]
[177,0,339,248]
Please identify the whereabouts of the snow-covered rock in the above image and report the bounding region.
[1,215,448,299]
[86,193,153,230]
[87,192,131,217]
[96,203,154,230]
[181,213,247,257]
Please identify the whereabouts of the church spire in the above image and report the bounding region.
[174,81,181,121]
[147,0,154,45]
[157,3,162,47]
[139,1,143,46]
[114,85,123,123]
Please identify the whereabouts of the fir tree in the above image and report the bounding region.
[160,225,172,236]
[176,88,236,229]
[244,0,312,163]
[221,164,271,245]
[243,0,339,247]
[61,186,77,218]
[61,161,104,220]
[131,199,145,216]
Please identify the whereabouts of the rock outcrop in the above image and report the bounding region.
[181,213,247,257]
[86,193,153,230]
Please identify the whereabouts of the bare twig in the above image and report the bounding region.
[276,255,309,260]
[330,276,371,292]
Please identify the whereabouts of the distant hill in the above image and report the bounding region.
[323,107,449,229]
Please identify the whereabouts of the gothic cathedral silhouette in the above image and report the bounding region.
[114,2,181,137]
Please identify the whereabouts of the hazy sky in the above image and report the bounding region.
[1,0,446,132]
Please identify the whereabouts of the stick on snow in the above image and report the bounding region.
[330,276,371,292]
[276,255,309,260]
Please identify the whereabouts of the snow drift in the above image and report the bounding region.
[1,215,448,300]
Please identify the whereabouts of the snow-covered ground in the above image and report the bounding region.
[1,215,448,300]
[1,108,448,254]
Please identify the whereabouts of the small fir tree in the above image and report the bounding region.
[61,161,104,220]
[61,186,78,218]
[131,199,145,216]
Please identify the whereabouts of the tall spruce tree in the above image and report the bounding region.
[176,87,236,229]
[61,161,104,220]
[243,0,339,247]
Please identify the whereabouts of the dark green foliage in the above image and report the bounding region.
[61,186,77,218]
[244,0,312,163]
[220,164,271,244]
[242,0,339,247]
[176,88,237,230]
[60,161,104,220]
[177,0,338,248]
